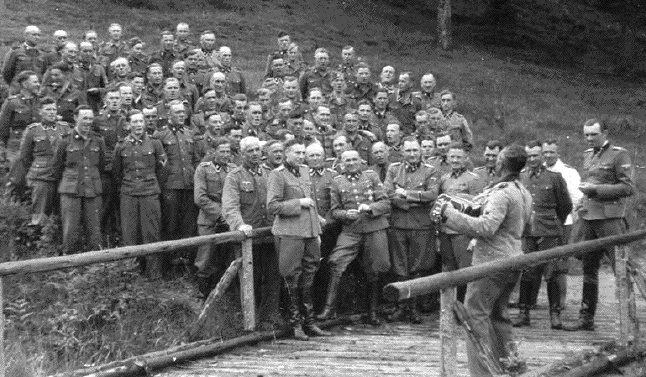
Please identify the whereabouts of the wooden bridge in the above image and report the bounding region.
[156,269,646,376]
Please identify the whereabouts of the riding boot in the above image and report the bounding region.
[563,282,596,331]
[512,305,530,327]
[285,277,308,341]
[302,277,331,337]
[316,274,341,321]
[547,279,563,329]
[365,279,382,326]
[512,278,533,327]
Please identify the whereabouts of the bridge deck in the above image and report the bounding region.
[157,269,645,376]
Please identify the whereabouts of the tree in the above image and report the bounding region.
[437,0,452,50]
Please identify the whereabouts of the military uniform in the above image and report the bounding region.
[514,165,571,327]
[216,65,246,96]
[178,80,200,111]
[141,83,164,108]
[70,62,107,113]
[148,49,179,76]
[439,110,474,151]
[173,39,194,58]
[473,165,497,191]
[414,90,441,111]
[570,142,634,328]
[326,94,356,127]
[389,89,422,135]
[222,162,280,328]
[347,82,377,104]
[40,82,83,123]
[186,66,215,96]
[153,123,204,244]
[16,121,70,225]
[337,62,356,86]
[427,154,452,177]
[98,40,127,68]
[345,132,373,166]
[193,160,237,288]
[299,68,333,99]
[193,93,232,115]
[52,129,107,254]
[387,143,403,164]
[437,168,486,301]
[2,43,46,85]
[444,177,533,377]
[127,53,149,75]
[369,162,390,183]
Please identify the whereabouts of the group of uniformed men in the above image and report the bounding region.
[0,23,634,350]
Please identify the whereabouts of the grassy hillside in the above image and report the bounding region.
[2,0,646,374]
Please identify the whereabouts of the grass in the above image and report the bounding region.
[2,0,646,374]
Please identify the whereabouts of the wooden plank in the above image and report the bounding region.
[384,229,646,302]
[614,245,639,348]
[188,258,242,341]
[0,277,4,377]
[440,287,457,377]
[239,238,255,332]
[0,228,272,277]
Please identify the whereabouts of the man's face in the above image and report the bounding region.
[54,32,68,48]
[441,94,455,112]
[421,140,435,157]
[49,69,64,85]
[164,80,180,99]
[201,34,216,50]
[105,91,121,111]
[248,105,263,126]
[186,54,199,69]
[380,66,394,83]
[314,52,329,69]
[109,25,122,41]
[358,104,372,121]
[341,48,355,63]
[25,27,42,46]
[243,141,262,165]
[343,114,359,133]
[302,121,316,138]
[277,35,291,50]
[172,61,186,79]
[62,44,78,63]
[40,103,58,123]
[429,111,442,128]
[229,130,243,149]
[398,74,412,91]
[356,67,370,84]
[285,144,305,165]
[176,24,189,40]
[23,75,40,94]
[332,76,346,92]
[214,143,232,165]
[202,91,218,109]
[283,80,298,99]
[119,86,133,103]
[333,137,348,157]
[220,49,232,67]
[131,77,144,95]
[315,107,331,126]
[258,93,271,108]
[583,123,606,149]
[148,67,163,85]
[75,109,94,134]
[542,143,559,167]
[130,113,145,137]
[526,146,543,169]
[272,59,285,75]
[342,151,361,173]
[484,146,500,168]
[80,43,95,62]
[374,92,389,110]
[436,136,451,156]
[131,43,144,56]
[306,148,325,168]
[233,101,247,118]
[114,60,129,77]
[415,115,430,132]
[420,75,436,92]
[403,141,422,164]
[169,104,186,125]
[211,75,226,92]
[372,144,388,165]
[143,109,158,129]
[386,124,401,145]
[206,114,223,134]
[448,148,466,171]
[308,91,323,108]
[287,47,298,61]
[278,103,293,119]
[162,34,174,51]
[85,32,98,46]
[288,118,303,136]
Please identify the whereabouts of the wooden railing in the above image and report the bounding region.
[384,229,646,376]
[0,226,273,377]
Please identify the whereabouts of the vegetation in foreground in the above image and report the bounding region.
[1,0,646,374]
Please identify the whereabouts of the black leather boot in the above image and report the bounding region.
[365,279,382,326]
[547,280,563,329]
[512,306,530,327]
[285,278,308,341]
[316,274,341,321]
[564,282,596,331]
[302,281,331,337]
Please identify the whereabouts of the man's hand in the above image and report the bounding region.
[360,130,377,142]
[395,187,407,198]
[346,209,359,220]
[87,88,101,95]
[358,203,371,213]
[467,238,477,252]
[238,224,252,237]
[318,215,327,228]
[300,198,314,208]
[578,182,597,195]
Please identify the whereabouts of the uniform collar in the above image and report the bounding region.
[285,162,301,177]
[128,134,144,144]
[346,171,361,180]
[529,165,545,178]
[406,160,421,173]
[169,124,184,133]
[422,90,435,98]
[593,141,610,156]
[244,162,262,176]
[451,167,467,178]
[310,167,324,176]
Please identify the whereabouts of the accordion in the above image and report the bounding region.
[430,193,482,223]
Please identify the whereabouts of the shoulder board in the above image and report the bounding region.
[325,168,336,173]
[495,182,509,189]
[333,175,345,180]
[423,163,434,168]
[26,123,39,129]
[227,162,238,168]
[390,162,402,166]
[584,148,594,153]
[194,134,204,140]
[473,166,485,171]
[520,167,528,172]
[325,157,336,162]
[198,161,212,167]
[230,166,244,173]
[364,169,375,173]
[7,95,19,100]
[276,165,285,171]
[466,171,479,177]
[412,91,421,96]
[233,67,242,72]
[612,146,627,151]
[299,164,308,167]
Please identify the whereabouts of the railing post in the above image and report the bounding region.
[239,238,256,331]
[0,277,5,377]
[439,287,457,377]
[614,245,639,348]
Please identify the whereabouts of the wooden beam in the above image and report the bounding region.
[614,245,640,348]
[0,277,4,377]
[239,238,256,332]
[439,287,457,377]
[0,228,272,277]
[384,229,646,302]
[188,258,242,341]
